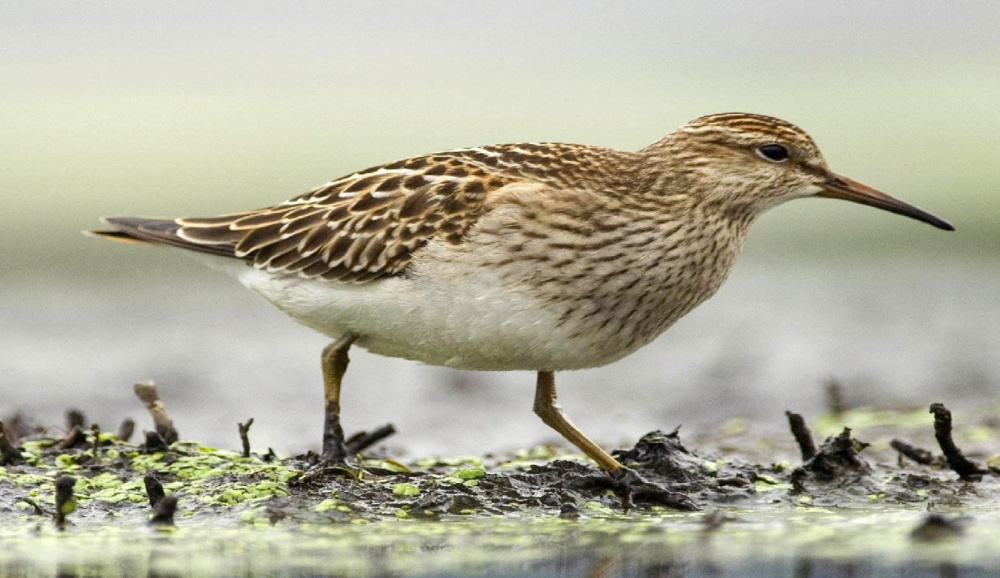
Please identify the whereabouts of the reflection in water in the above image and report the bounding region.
[5,527,995,578]
[36,561,980,578]
[794,558,813,578]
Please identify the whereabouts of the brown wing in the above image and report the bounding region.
[92,142,624,282]
[164,149,527,282]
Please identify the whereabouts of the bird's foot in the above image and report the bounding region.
[293,453,363,486]
[291,423,398,486]
[289,426,359,486]
[612,467,698,512]
[293,405,358,481]
[579,467,698,513]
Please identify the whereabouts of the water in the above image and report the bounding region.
[2,255,997,458]
[3,511,1000,577]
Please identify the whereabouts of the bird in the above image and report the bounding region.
[88,112,952,499]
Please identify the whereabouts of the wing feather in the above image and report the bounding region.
[179,150,525,282]
[94,142,616,283]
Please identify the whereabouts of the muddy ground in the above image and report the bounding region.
[2,389,1000,577]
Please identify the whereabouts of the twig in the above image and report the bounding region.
[117,418,135,442]
[790,427,871,487]
[133,381,178,444]
[54,476,76,530]
[824,379,847,414]
[143,431,170,453]
[345,423,397,455]
[789,468,807,494]
[144,474,165,508]
[55,425,86,451]
[929,403,987,481]
[890,439,936,466]
[3,413,29,445]
[150,494,178,526]
[238,418,254,458]
[66,410,86,431]
[785,411,817,461]
[0,419,26,465]
[90,424,102,455]
[16,497,47,517]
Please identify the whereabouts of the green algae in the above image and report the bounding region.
[0,434,301,528]
[3,405,1000,576]
[450,464,486,480]
[391,483,420,497]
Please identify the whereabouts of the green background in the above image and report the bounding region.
[2,1,997,279]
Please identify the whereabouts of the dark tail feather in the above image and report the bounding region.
[86,217,238,258]
[83,229,150,244]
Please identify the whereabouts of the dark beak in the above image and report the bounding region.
[817,172,954,231]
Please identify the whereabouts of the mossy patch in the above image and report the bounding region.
[2,404,1000,575]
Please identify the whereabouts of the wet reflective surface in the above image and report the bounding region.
[2,511,1000,577]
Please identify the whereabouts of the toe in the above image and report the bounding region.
[609,466,700,511]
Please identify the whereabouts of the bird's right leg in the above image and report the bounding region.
[319,333,357,465]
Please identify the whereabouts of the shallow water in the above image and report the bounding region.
[2,511,999,577]
[2,255,997,458]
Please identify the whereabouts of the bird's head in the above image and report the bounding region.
[642,112,953,231]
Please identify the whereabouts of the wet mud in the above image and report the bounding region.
[2,392,1000,576]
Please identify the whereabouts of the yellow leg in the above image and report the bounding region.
[533,371,622,471]
[320,333,357,463]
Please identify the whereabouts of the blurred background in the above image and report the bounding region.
[2,1,998,456]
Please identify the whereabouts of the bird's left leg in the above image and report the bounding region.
[319,333,357,465]
[533,371,623,471]
[533,371,697,511]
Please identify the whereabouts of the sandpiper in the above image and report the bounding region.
[89,113,952,497]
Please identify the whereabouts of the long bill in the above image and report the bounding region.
[817,172,954,231]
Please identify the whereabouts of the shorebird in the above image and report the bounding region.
[89,113,952,498]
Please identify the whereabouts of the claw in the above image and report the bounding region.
[609,467,699,512]
[290,457,364,487]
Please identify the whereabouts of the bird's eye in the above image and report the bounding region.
[756,144,790,163]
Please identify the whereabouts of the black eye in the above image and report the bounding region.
[756,144,790,162]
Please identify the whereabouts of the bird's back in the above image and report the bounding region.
[90,142,636,282]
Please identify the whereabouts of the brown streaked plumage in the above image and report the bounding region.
[96,142,638,283]
[89,113,953,505]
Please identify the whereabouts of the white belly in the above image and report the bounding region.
[234,264,613,371]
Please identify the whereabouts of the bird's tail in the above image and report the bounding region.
[85,216,237,258]
[83,228,149,244]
